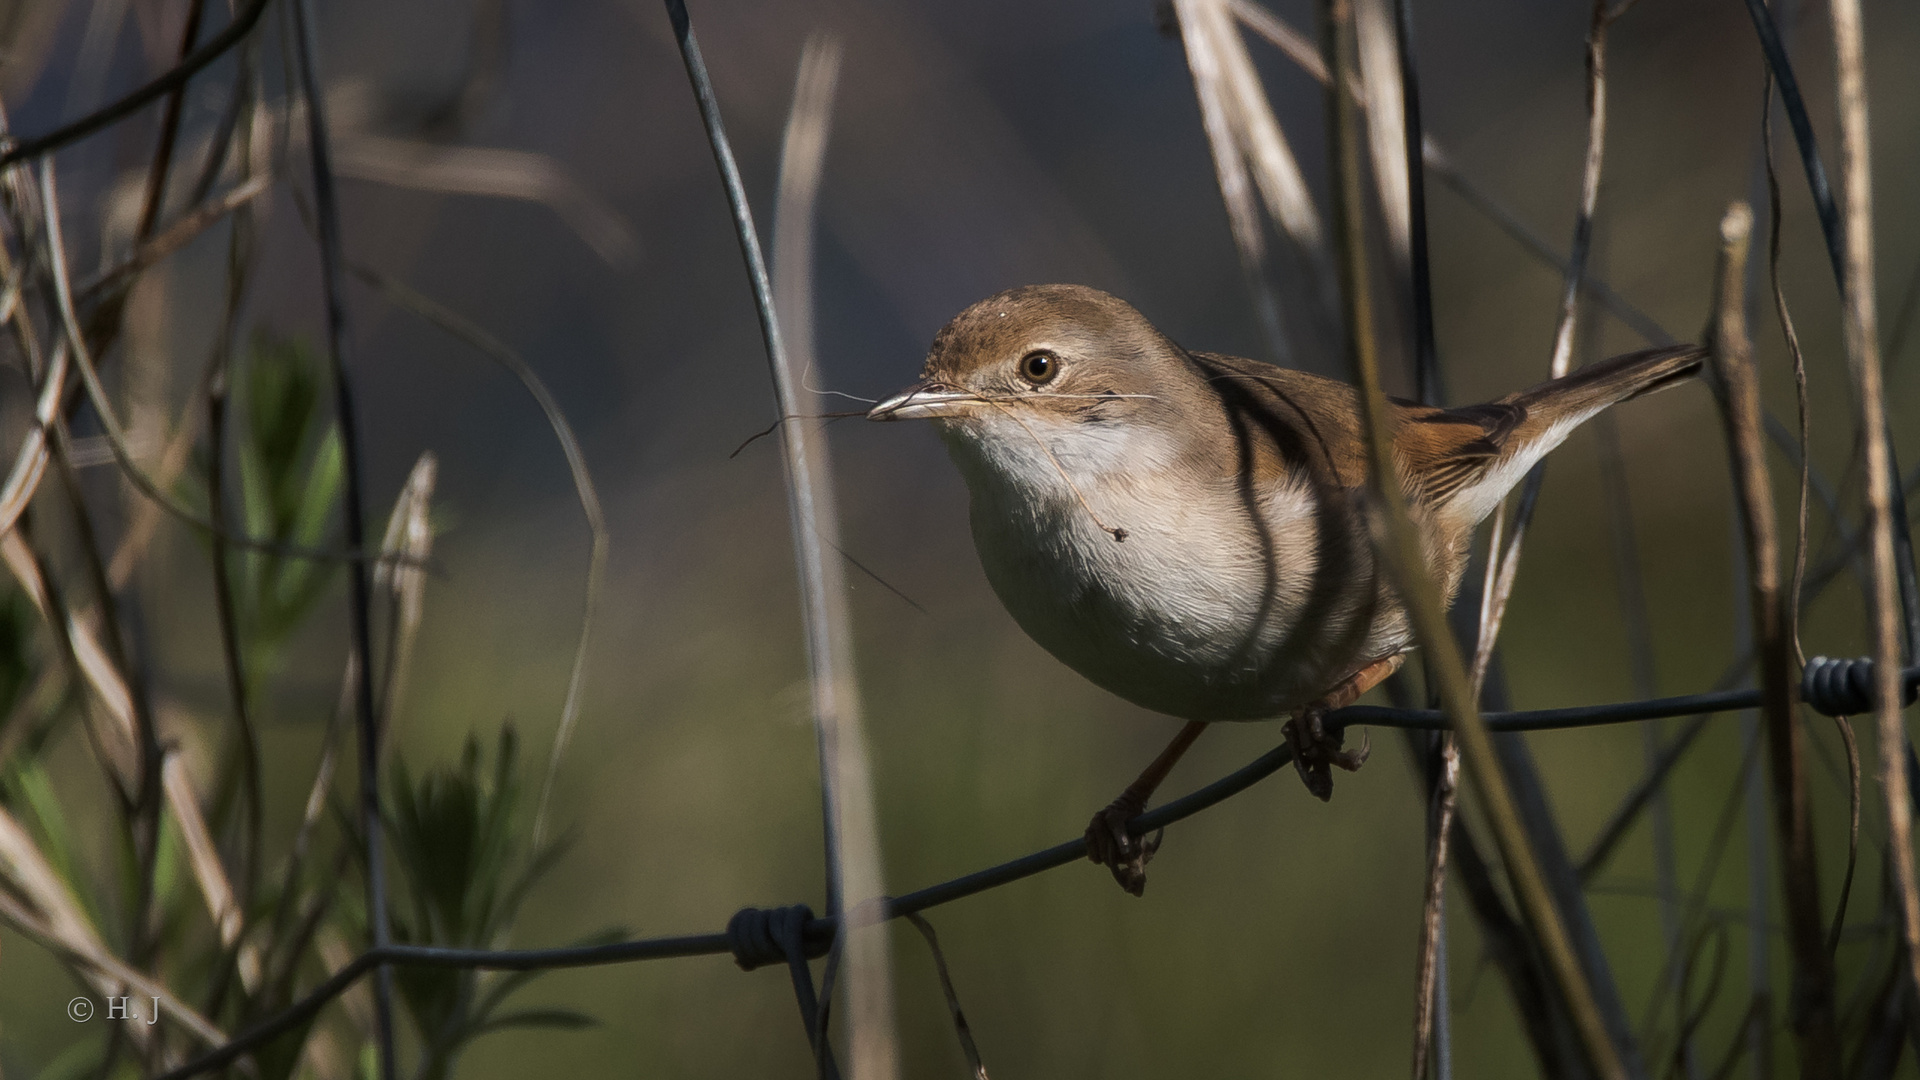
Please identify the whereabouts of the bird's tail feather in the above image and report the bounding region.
[1506,343,1707,423]
[1428,344,1706,527]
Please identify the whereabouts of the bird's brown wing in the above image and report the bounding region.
[1186,351,1521,500]
[1391,399,1527,507]
[1184,353,1377,487]
[1186,344,1701,512]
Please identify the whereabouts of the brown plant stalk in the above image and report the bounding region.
[1319,2,1625,1077]
[1706,201,1838,1076]
[1828,0,1920,1016]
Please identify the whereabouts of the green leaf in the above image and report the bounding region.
[269,425,342,624]
[232,333,344,651]
[290,426,343,548]
[5,760,103,931]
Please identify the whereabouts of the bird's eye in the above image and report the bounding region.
[1019,351,1058,386]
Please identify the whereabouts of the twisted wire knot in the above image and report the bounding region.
[726,904,827,971]
[1801,656,1920,717]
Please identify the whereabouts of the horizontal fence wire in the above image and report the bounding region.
[154,660,1920,1080]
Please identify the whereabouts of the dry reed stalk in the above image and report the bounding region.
[0,804,234,1056]
[1546,0,1613,381]
[1707,202,1838,1076]
[0,882,232,1054]
[0,525,263,983]
[770,34,898,1078]
[1352,0,1408,265]
[1410,737,1459,1080]
[108,77,277,588]
[1318,2,1624,1077]
[131,0,205,242]
[339,270,609,853]
[1828,0,1920,1012]
[328,134,635,265]
[80,171,269,301]
[202,159,264,937]
[35,160,266,981]
[41,156,338,572]
[1760,76,1860,957]
[1359,3,1452,1071]
[0,336,66,537]
[1195,0,1325,260]
[1173,0,1292,358]
[0,532,137,785]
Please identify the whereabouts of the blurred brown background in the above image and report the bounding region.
[2,0,1918,1074]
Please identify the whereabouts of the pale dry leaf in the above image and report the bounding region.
[1353,0,1410,264]
[333,134,637,265]
[1173,0,1266,267]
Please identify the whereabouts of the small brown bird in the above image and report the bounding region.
[869,284,1702,894]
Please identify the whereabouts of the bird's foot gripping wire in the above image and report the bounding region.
[1284,704,1370,802]
[1085,792,1163,897]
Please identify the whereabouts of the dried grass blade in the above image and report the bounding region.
[80,171,271,302]
[162,753,261,988]
[1203,0,1323,256]
[1172,0,1291,359]
[0,337,67,538]
[1411,737,1458,1080]
[1,530,139,783]
[1706,201,1838,1075]
[1231,0,1329,82]
[1177,3,1262,259]
[2,527,257,985]
[767,32,899,1077]
[0,802,105,964]
[0,808,234,1055]
[330,135,635,265]
[0,889,234,1053]
[1546,1,1612,380]
[374,452,436,723]
[274,459,439,966]
[1353,0,1409,264]
[1828,0,1920,1012]
[1316,3,1625,1077]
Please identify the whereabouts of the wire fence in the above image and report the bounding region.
[1,0,1917,1077]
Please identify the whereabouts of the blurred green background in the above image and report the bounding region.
[2,0,1918,1075]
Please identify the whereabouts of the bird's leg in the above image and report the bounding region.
[1085,719,1208,896]
[1285,654,1404,801]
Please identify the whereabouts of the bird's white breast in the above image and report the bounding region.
[942,414,1383,720]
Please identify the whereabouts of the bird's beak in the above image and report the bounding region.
[866,379,984,421]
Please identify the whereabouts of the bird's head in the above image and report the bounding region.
[869,285,1202,485]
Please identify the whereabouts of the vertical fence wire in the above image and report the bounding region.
[286,2,398,1074]
[664,6,898,1075]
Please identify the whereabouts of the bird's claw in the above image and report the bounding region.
[1284,705,1369,801]
[1085,794,1162,897]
